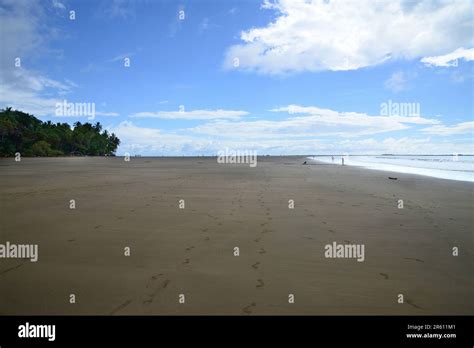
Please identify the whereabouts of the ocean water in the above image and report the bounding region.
[309,155,474,182]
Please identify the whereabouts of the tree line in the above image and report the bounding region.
[0,107,120,156]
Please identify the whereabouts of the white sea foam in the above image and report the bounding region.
[309,155,474,182]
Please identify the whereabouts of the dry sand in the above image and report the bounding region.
[0,156,472,315]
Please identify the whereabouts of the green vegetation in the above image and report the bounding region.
[0,107,120,157]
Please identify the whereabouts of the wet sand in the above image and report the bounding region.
[0,156,472,315]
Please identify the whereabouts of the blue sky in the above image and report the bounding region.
[1,0,473,155]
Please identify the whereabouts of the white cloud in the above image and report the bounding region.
[272,104,437,124]
[0,66,116,117]
[223,0,473,74]
[130,109,249,120]
[9,68,75,93]
[0,1,119,119]
[110,121,472,156]
[107,52,134,63]
[52,0,66,10]
[111,121,213,155]
[335,137,472,155]
[0,1,68,114]
[421,121,474,136]
[189,104,439,139]
[384,72,407,93]
[96,111,119,117]
[421,47,474,67]
[0,1,66,115]
[0,83,62,117]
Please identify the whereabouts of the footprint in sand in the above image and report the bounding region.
[251,262,260,269]
[328,229,335,233]
[256,279,264,288]
[0,263,24,276]
[242,302,256,315]
[143,279,171,305]
[259,248,266,254]
[406,299,422,309]
[379,273,389,280]
[254,237,261,243]
[110,299,132,315]
[182,258,190,265]
[150,274,160,281]
[146,273,163,288]
[185,246,195,251]
[94,225,102,229]
[404,257,424,263]
[201,228,208,232]
[67,239,75,242]
[204,237,210,241]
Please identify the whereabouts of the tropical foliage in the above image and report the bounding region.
[0,108,120,156]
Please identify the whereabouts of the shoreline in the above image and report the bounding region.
[308,156,474,183]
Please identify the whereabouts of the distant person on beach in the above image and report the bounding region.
[332,156,334,162]
[342,157,344,165]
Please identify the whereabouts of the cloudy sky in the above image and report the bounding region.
[0,0,473,155]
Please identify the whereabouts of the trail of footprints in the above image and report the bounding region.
[142,273,170,307]
[106,176,429,315]
[243,186,276,313]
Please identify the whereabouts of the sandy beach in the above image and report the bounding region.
[0,156,472,315]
